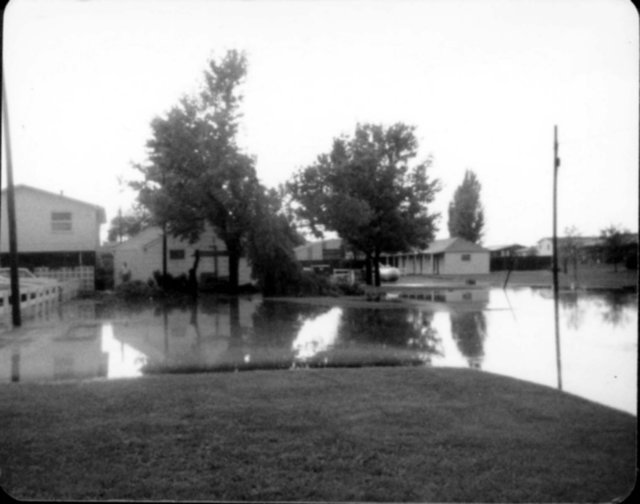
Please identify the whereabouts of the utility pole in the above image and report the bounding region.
[552,125,562,390]
[161,170,167,286]
[2,72,22,327]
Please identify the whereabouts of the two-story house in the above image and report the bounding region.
[0,185,106,290]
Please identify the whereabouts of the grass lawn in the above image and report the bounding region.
[0,367,635,502]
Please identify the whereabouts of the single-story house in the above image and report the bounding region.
[381,237,490,276]
[112,226,253,287]
[0,184,106,290]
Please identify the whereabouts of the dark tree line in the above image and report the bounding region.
[128,49,452,294]
[288,123,441,286]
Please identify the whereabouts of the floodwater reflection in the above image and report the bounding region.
[292,307,342,361]
[0,288,636,415]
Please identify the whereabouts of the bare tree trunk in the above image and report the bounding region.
[365,252,373,286]
[225,237,241,294]
[374,249,381,287]
[228,252,240,293]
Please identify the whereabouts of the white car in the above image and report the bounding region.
[379,265,400,282]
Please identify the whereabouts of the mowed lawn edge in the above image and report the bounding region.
[0,367,636,502]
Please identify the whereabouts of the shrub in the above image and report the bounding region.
[296,271,340,297]
[115,280,157,300]
[336,281,365,296]
[152,270,190,293]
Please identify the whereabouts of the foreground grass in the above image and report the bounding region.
[0,367,635,502]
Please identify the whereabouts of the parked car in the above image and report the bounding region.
[379,264,400,282]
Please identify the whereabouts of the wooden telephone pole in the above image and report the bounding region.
[552,125,562,390]
[2,72,22,327]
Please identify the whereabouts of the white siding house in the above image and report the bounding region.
[0,185,106,290]
[382,237,490,276]
[113,226,253,287]
[294,239,344,263]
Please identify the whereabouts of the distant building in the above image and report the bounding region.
[293,238,346,267]
[0,185,106,290]
[112,226,253,287]
[487,244,528,258]
[536,236,602,257]
[382,237,491,276]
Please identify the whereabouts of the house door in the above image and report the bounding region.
[434,255,441,275]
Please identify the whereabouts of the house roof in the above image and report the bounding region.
[114,226,163,251]
[422,237,489,254]
[2,184,107,224]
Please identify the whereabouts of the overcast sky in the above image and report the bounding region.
[2,0,638,246]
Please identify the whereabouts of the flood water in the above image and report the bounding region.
[0,287,636,415]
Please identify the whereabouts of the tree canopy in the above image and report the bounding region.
[131,50,260,291]
[447,169,484,243]
[106,207,151,243]
[600,225,631,272]
[245,186,305,296]
[288,122,440,285]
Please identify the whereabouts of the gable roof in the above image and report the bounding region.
[114,226,163,251]
[423,237,489,254]
[2,184,107,224]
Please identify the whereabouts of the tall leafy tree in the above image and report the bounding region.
[560,225,581,280]
[447,169,484,243]
[246,187,305,296]
[131,50,259,292]
[288,123,440,286]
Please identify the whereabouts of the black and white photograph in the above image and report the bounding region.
[1,0,637,501]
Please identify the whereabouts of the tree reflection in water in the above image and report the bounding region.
[559,292,585,331]
[406,310,443,364]
[251,301,327,346]
[599,291,633,328]
[449,311,487,369]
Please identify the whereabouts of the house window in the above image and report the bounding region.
[51,212,72,232]
[169,249,185,260]
[461,254,471,261]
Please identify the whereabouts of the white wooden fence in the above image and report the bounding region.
[34,266,95,292]
[0,279,80,319]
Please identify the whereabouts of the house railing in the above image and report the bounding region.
[0,279,80,319]
[34,266,95,292]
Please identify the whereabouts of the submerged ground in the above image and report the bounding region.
[0,266,637,501]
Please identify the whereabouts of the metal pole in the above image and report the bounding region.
[2,71,22,327]
[161,171,167,285]
[162,222,167,282]
[552,125,562,390]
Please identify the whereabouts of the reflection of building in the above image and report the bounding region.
[109,299,259,370]
[400,289,490,305]
[113,226,253,286]
[0,185,106,290]
[0,321,107,383]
